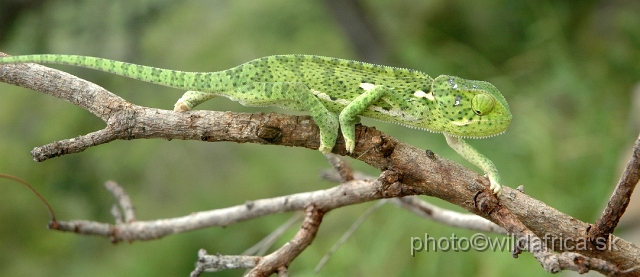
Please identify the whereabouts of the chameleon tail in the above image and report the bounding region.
[0,54,230,93]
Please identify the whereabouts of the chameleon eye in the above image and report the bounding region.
[471,93,495,116]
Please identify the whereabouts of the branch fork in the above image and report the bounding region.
[2,52,640,276]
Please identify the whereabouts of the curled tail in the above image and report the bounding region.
[0,54,228,92]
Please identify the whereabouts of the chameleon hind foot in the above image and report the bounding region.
[174,90,217,111]
[173,92,196,111]
[488,176,502,196]
[174,101,191,111]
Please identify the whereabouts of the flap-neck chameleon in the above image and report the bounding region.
[0,54,512,195]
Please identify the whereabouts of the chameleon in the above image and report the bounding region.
[0,54,512,195]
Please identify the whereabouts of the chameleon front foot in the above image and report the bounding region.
[445,134,503,196]
[344,137,355,153]
[488,176,502,196]
[318,144,332,154]
[318,130,339,154]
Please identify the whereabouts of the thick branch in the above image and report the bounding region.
[490,199,631,275]
[320,167,506,234]
[2,52,640,275]
[0,53,332,160]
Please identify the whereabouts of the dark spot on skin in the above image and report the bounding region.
[329,95,337,101]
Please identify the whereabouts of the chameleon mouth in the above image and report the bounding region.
[369,115,510,139]
[446,117,511,139]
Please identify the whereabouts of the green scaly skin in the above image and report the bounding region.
[0,54,512,195]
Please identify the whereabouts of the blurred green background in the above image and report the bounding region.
[1,0,639,276]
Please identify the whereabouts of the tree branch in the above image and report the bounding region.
[2,52,640,275]
[589,133,640,243]
[50,176,401,241]
[319,166,507,234]
[191,206,323,276]
[104,180,136,223]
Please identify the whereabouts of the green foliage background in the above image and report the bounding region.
[1,0,639,276]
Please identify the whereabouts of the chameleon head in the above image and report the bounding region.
[429,75,512,138]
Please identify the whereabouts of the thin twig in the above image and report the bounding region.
[242,212,304,256]
[104,181,137,223]
[191,249,260,275]
[246,206,324,276]
[0,173,58,228]
[324,153,354,182]
[110,205,123,225]
[589,133,640,243]
[315,199,387,273]
[51,176,396,242]
[392,196,507,234]
[192,208,320,276]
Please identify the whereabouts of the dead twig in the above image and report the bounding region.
[589,133,640,244]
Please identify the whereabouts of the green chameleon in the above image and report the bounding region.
[0,54,512,195]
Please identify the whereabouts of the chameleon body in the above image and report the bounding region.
[0,54,512,194]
